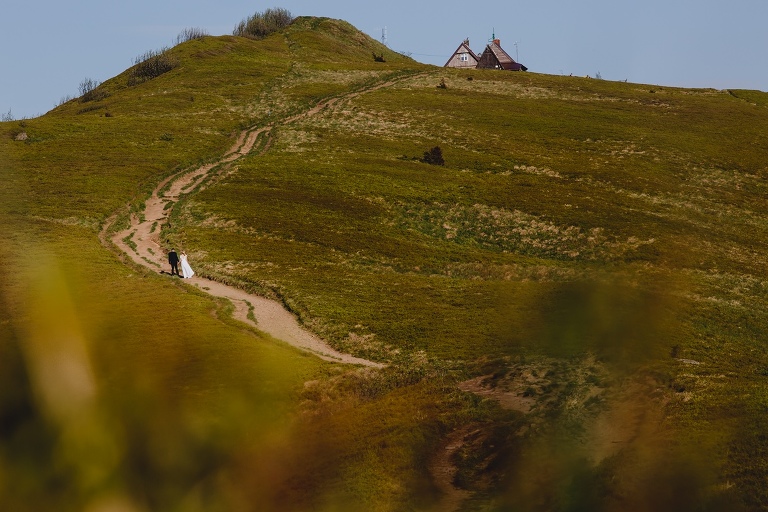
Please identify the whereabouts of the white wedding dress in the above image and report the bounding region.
[180,253,195,279]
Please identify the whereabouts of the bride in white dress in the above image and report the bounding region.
[180,251,195,279]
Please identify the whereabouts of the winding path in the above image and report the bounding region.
[101,74,421,367]
[96,69,480,509]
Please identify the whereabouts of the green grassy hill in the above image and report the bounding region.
[2,14,768,511]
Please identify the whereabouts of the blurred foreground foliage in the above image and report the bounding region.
[0,220,465,511]
[0,220,309,510]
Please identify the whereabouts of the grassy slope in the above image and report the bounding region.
[0,18,441,512]
[179,31,768,510]
[2,14,768,511]
[187,71,768,359]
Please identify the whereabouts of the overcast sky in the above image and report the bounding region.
[2,1,767,119]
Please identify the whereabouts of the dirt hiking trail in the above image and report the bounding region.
[96,71,495,510]
[102,75,422,367]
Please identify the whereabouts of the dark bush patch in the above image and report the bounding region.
[79,78,109,103]
[233,8,294,39]
[421,146,445,166]
[128,49,179,86]
[77,104,105,114]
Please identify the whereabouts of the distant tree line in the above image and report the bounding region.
[233,8,294,39]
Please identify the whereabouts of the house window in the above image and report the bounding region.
[459,53,469,62]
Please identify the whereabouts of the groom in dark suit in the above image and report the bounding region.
[168,249,179,276]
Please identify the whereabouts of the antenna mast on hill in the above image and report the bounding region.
[381,26,388,46]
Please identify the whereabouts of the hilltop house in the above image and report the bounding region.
[477,39,528,71]
[445,38,527,71]
[444,39,479,69]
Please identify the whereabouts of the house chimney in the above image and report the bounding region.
[493,38,501,46]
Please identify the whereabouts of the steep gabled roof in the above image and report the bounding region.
[444,40,480,68]
[478,40,527,71]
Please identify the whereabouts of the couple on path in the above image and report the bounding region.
[168,248,195,278]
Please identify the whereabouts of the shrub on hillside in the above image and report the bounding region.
[176,27,209,44]
[128,48,179,86]
[233,7,294,39]
[79,78,109,103]
[421,146,445,166]
[57,95,75,107]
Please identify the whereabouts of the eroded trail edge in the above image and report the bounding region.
[101,74,421,367]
